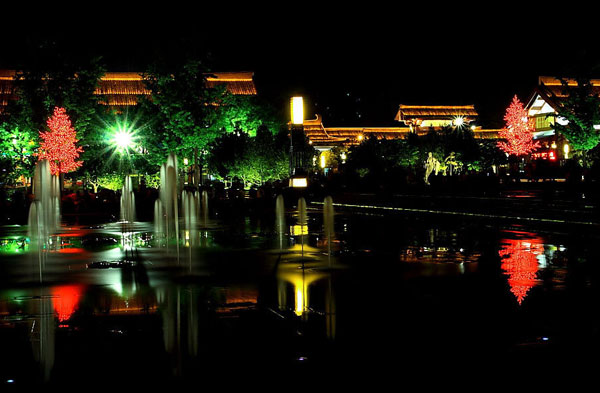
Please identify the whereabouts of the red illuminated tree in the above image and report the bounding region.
[38,107,84,175]
[497,95,540,156]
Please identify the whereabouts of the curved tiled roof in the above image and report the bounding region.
[0,70,256,109]
[395,104,478,122]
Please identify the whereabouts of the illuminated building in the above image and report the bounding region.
[525,76,600,160]
[395,105,478,131]
[303,105,500,149]
[0,70,256,111]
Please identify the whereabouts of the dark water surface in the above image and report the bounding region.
[1,205,600,388]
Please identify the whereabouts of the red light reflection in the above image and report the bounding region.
[51,285,84,322]
[499,234,544,305]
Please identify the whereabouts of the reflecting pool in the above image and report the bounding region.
[1,201,599,387]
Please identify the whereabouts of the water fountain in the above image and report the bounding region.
[201,190,209,227]
[323,196,334,261]
[120,175,136,223]
[181,190,199,233]
[28,159,60,281]
[155,153,179,245]
[275,195,285,250]
[297,197,307,256]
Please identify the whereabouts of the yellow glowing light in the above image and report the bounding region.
[291,97,304,125]
[357,134,364,141]
[290,177,307,188]
[340,152,347,161]
[320,154,326,169]
[564,144,570,159]
[290,225,309,236]
[183,158,189,165]
[453,116,464,127]
[295,287,304,316]
[551,142,557,149]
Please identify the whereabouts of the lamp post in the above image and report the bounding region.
[289,97,307,187]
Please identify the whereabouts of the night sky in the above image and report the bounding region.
[2,9,598,129]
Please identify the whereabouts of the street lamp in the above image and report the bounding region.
[291,97,304,125]
[109,121,138,155]
[290,96,307,188]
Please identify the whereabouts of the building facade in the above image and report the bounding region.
[0,70,256,111]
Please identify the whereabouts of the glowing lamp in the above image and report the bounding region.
[115,130,132,148]
[290,225,309,236]
[357,134,364,141]
[564,144,570,159]
[183,158,189,165]
[291,97,304,125]
[290,177,307,188]
[551,142,557,149]
[453,116,464,127]
[320,154,326,169]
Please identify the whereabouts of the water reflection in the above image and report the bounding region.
[499,231,545,305]
[1,194,598,384]
[51,285,83,322]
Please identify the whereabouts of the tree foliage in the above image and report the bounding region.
[208,126,289,187]
[497,95,540,156]
[139,60,221,167]
[6,54,105,142]
[0,123,37,184]
[554,78,600,153]
[212,93,281,137]
[38,107,84,175]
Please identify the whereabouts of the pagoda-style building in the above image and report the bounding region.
[303,104,500,149]
[525,76,600,161]
[0,70,256,110]
[394,104,478,131]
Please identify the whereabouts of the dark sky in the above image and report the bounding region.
[3,8,599,128]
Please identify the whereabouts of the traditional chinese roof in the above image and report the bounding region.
[0,70,257,109]
[395,104,478,123]
[303,114,411,147]
[205,72,257,95]
[526,76,600,117]
[304,114,498,147]
[537,76,600,97]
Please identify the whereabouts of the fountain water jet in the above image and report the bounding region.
[120,175,136,223]
[28,159,60,281]
[323,196,335,263]
[275,195,285,251]
[297,197,307,256]
[155,153,180,248]
[201,190,209,227]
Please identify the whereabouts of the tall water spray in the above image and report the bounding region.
[28,160,60,242]
[182,190,199,232]
[297,197,307,255]
[28,160,60,281]
[275,195,285,250]
[323,196,335,262]
[201,190,209,227]
[155,153,179,243]
[120,175,136,222]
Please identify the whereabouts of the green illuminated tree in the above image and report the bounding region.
[554,77,600,165]
[6,51,105,142]
[212,93,281,137]
[0,124,37,186]
[140,60,221,173]
[207,126,289,187]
